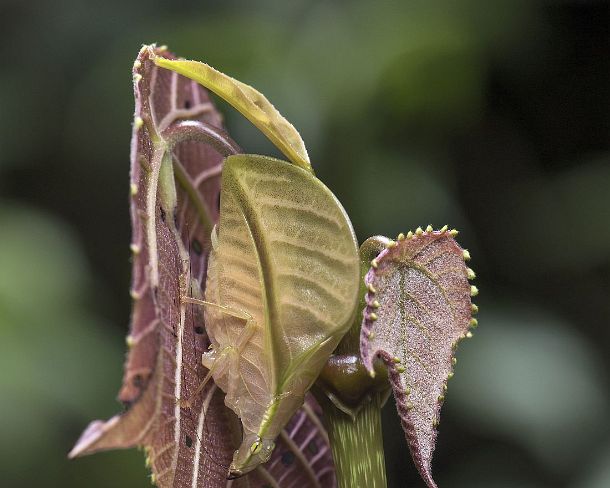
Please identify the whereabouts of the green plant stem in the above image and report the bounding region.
[318,391,387,488]
[314,235,391,487]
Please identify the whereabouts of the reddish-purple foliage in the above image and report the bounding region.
[360,228,477,488]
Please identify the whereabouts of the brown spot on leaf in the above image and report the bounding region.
[281,451,295,466]
[132,374,143,389]
[191,238,202,256]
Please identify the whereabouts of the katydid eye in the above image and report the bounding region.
[250,440,262,454]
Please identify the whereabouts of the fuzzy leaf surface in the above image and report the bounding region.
[359,228,475,488]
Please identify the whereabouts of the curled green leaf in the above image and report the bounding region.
[359,227,476,488]
[152,49,312,173]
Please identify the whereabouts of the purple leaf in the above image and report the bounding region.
[69,45,335,488]
[69,43,236,487]
[244,395,336,487]
[359,227,477,488]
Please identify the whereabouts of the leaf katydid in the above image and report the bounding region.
[181,154,360,477]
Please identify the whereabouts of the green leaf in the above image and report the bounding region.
[153,49,312,173]
[359,227,475,488]
[204,154,359,476]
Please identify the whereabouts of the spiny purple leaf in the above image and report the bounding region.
[359,227,477,488]
[70,44,335,488]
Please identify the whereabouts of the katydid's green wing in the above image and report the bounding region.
[205,154,360,476]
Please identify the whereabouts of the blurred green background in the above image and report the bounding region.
[1,0,608,486]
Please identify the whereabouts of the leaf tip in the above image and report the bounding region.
[67,419,108,459]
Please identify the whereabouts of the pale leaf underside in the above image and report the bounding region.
[359,228,476,488]
[69,45,336,488]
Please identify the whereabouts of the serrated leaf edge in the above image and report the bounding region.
[359,225,478,488]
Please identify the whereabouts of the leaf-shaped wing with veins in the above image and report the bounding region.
[205,154,359,477]
[70,45,336,488]
[359,227,477,488]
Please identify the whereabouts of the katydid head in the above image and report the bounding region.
[227,433,275,478]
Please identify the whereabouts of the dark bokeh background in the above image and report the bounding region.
[1,1,608,487]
